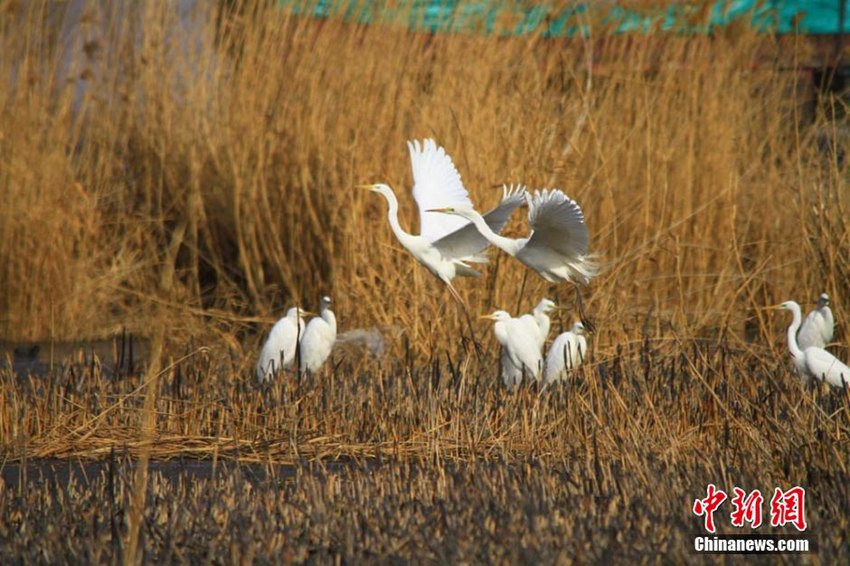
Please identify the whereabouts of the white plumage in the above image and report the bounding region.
[256,306,308,383]
[778,300,849,388]
[797,293,834,350]
[363,139,525,301]
[430,188,597,286]
[409,139,475,243]
[300,296,337,374]
[544,322,588,385]
[482,310,543,388]
[518,298,557,349]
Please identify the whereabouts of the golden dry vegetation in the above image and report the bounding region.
[1,0,849,563]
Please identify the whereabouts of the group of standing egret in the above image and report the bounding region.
[481,302,589,389]
[257,138,847,391]
[256,296,336,382]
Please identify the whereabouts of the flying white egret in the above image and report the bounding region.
[544,322,588,385]
[518,298,557,349]
[429,188,598,327]
[481,310,543,388]
[256,306,311,383]
[300,296,337,374]
[361,139,525,302]
[774,300,849,388]
[797,293,834,350]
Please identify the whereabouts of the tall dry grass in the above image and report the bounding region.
[0,0,847,360]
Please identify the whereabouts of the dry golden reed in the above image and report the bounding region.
[0,0,847,360]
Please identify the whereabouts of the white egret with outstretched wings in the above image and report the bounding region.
[362,139,525,302]
[429,188,597,325]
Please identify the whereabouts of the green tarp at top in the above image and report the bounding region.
[280,1,850,36]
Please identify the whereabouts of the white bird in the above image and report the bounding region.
[362,139,525,302]
[544,322,588,385]
[300,296,337,374]
[481,310,543,388]
[797,293,834,350]
[429,188,597,325]
[518,298,557,349]
[776,300,849,388]
[256,306,310,383]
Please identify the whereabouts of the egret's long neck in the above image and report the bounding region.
[786,304,804,359]
[380,188,414,245]
[322,308,337,334]
[463,211,521,256]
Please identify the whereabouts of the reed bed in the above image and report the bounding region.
[1,344,849,562]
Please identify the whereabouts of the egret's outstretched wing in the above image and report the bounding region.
[408,139,474,242]
[432,185,526,261]
[517,189,596,284]
[523,189,589,257]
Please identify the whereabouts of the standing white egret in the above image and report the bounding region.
[774,300,849,388]
[300,296,337,374]
[797,293,834,350]
[429,188,597,326]
[362,139,525,302]
[256,306,311,383]
[544,322,588,385]
[481,310,543,388]
[518,298,557,349]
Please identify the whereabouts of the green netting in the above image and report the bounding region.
[279,1,849,36]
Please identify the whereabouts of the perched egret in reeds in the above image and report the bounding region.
[481,310,543,388]
[257,306,311,383]
[518,298,557,349]
[544,322,588,385]
[797,293,834,350]
[361,139,525,303]
[300,296,337,374]
[773,300,849,388]
[429,188,597,327]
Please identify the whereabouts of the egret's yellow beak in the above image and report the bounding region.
[427,207,454,213]
[357,184,380,191]
[479,313,497,320]
[298,310,316,317]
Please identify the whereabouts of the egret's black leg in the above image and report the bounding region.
[575,285,596,333]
